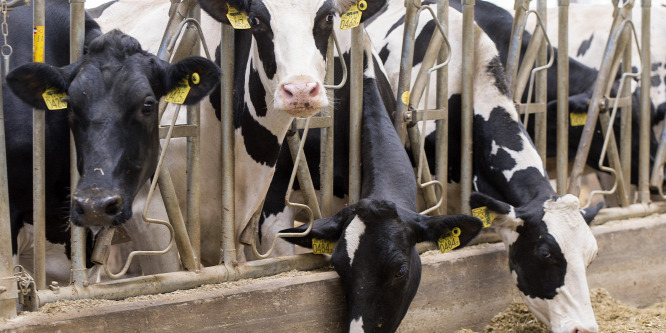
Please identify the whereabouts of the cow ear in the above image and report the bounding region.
[580,201,604,225]
[279,205,356,248]
[469,192,522,231]
[406,211,483,247]
[165,56,221,105]
[198,0,249,24]
[6,62,76,110]
[334,0,387,22]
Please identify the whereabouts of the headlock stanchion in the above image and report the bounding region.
[556,0,569,195]
[436,0,449,213]
[348,23,364,205]
[32,0,46,291]
[460,0,474,214]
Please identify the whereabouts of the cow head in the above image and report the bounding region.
[199,0,386,117]
[281,198,482,332]
[7,30,220,228]
[470,192,603,333]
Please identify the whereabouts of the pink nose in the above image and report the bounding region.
[281,82,320,109]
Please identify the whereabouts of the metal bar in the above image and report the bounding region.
[436,0,448,214]
[535,0,547,161]
[186,5,201,261]
[620,5,632,198]
[513,24,545,104]
[506,0,530,93]
[220,23,236,265]
[319,35,334,217]
[556,0,569,195]
[293,116,332,130]
[599,111,630,206]
[69,0,87,288]
[460,0,474,214]
[159,125,198,139]
[286,132,322,220]
[348,24,364,205]
[34,254,329,307]
[393,0,419,145]
[639,0,651,203]
[157,0,198,61]
[32,0,46,291]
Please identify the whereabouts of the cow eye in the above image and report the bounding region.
[142,97,157,115]
[326,13,335,23]
[395,265,408,279]
[249,16,260,26]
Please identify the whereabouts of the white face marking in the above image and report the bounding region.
[345,216,366,268]
[349,317,364,333]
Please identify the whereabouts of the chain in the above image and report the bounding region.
[1,0,11,58]
[14,265,35,296]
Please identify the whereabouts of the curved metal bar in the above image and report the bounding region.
[323,29,348,90]
[167,18,212,61]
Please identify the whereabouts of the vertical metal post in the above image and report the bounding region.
[32,0,46,291]
[639,0,651,203]
[220,23,236,264]
[186,5,201,260]
[436,0,449,214]
[0,8,17,321]
[556,0,569,195]
[620,5,632,197]
[348,24,364,205]
[506,0,530,92]
[461,0,474,215]
[393,0,419,145]
[535,0,547,161]
[320,36,335,217]
[69,0,87,287]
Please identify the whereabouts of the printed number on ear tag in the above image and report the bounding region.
[340,2,363,30]
[438,227,461,253]
[165,75,191,104]
[227,4,251,29]
[570,112,587,127]
[312,238,335,254]
[472,206,495,229]
[42,87,68,110]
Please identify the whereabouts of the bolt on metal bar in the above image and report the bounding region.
[639,0,651,203]
[32,0,46,291]
[461,0,475,214]
[220,23,236,265]
[69,0,87,288]
[348,23,364,205]
[393,0,420,145]
[436,0,448,213]
[556,0,569,195]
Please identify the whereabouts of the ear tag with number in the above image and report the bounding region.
[165,75,191,104]
[227,4,251,29]
[312,238,335,254]
[472,206,495,229]
[340,2,363,30]
[437,227,461,253]
[42,87,68,110]
[570,112,587,127]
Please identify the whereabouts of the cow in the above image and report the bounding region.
[360,1,603,332]
[6,11,220,280]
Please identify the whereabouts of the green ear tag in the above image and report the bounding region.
[437,227,461,253]
[570,112,587,127]
[41,87,68,110]
[312,238,335,254]
[227,4,251,29]
[165,75,191,104]
[472,206,495,229]
[340,2,362,30]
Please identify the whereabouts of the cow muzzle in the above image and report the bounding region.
[276,77,327,117]
[71,188,124,227]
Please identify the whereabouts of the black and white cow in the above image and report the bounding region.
[6,15,220,277]
[364,1,603,332]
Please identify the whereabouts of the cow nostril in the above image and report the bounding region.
[103,196,122,216]
[282,86,294,98]
[308,83,319,97]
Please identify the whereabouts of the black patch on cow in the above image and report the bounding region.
[477,106,525,153]
[379,44,390,65]
[248,2,277,79]
[487,56,510,97]
[651,62,663,71]
[652,74,662,87]
[385,14,405,38]
[412,20,436,66]
[239,104,281,167]
[509,218,567,299]
[248,60,268,117]
[313,3,334,60]
[576,33,594,57]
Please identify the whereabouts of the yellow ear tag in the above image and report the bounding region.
[42,86,68,110]
[438,227,461,253]
[401,91,410,105]
[357,0,368,10]
[191,72,200,85]
[340,2,363,30]
[312,238,335,254]
[570,112,587,127]
[165,75,191,105]
[227,4,251,30]
[472,206,495,229]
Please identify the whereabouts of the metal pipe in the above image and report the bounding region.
[436,0,448,214]
[157,0,198,61]
[393,0,419,145]
[461,0,474,214]
[220,23,236,265]
[556,0,569,195]
[592,201,666,225]
[69,0,87,288]
[535,0,547,161]
[34,254,329,307]
[186,6,202,260]
[32,0,46,291]
[348,24,364,205]
[506,0,531,93]
[320,36,334,217]
[620,5,632,197]
[286,132,322,220]
[639,0,651,203]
